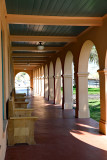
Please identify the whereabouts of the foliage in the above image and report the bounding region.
[15,72,30,87]
[89,46,99,65]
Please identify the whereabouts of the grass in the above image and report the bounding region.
[88,99,100,122]
[88,88,100,95]
[61,86,100,122]
[73,87,100,122]
[73,87,100,95]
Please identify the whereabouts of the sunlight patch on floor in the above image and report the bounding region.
[70,130,107,151]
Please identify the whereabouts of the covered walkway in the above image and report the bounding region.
[5,95,107,160]
[0,1,107,159]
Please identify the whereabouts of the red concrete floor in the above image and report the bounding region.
[5,95,107,160]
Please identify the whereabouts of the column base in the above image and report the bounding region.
[78,108,90,118]
[64,103,73,109]
[99,119,107,135]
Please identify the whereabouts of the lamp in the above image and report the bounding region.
[37,42,44,50]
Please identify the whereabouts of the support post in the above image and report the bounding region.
[98,69,107,135]
[77,72,90,118]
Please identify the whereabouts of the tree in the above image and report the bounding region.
[89,46,99,65]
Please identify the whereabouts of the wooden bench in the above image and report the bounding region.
[8,98,37,146]
[15,93,26,97]
[9,99,33,117]
[8,116,38,146]
[15,97,26,102]
[15,101,29,108]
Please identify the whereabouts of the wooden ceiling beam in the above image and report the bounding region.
[13,57,48,61]
[12,53,53,57]
[6,14,102,26]
[10,35,77,42]
[11,46,62,51]
[13,61,46,64]
[14,63,44,65]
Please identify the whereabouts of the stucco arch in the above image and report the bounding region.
[78,40,95,72]
[104,50,107,69]
[15,72,30,95]
[64,51,73,109]
[55,58,62,76]
[64,51,73,75]
[78,40,99,118]
[14,71,32,88]
[15,71,30,78]
[49,61,54,76]
[49,61,54,101]
[55,57,62,104]
[45,64,48,99]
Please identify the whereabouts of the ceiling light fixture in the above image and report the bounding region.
[37,42,44,50]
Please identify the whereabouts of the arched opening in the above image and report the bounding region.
[15,72,30,95]
[78,40,100,119]
[49,61,54,102]
[64,51,73,109]
[45,64,48,99]
[55,57,62,104]
[88,46,100,122]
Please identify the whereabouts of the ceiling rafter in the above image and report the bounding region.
[12,53,53,57]
[13,57,48,61]
[13,61,46,64]
[11,46,62,51]
[10,35,77,42]
[6,14,103,26]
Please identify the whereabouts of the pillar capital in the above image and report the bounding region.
[63,74,72,78]
[77,72,89,77]
[49,76,54,79]
[44,76,48,79]
[54,75,61,79]
[97,69,107,74]
[41,76,44,79]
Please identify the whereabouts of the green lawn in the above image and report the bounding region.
[73,87,100,95]
[73,87,100,122]
[62,87,100,122]
[88,99,100,122]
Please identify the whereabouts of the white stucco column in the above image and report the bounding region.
[49,76,54,101]
[35,77,37,93]
[39,77,41,95]
[37,77,39,94]
[55,75,61,104]
[45,76,48,99]
[64,74,73,109]
[40,76,44,97]
[78,72,90,118]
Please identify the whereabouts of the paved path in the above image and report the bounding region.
[5,95,107,160]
